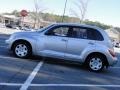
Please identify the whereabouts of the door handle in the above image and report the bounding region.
[61,39,67,42]
[88,42,94,45]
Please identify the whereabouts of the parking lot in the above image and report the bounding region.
[0,33,120,90]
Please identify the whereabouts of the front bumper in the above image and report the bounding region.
[5,39,12,50]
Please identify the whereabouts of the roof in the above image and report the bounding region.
[52,23,103,30]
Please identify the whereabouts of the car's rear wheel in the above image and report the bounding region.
[13,42,32,58]
[87,55,104,72]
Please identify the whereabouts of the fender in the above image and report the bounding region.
[80,44,109,63]
[11,35,38,55]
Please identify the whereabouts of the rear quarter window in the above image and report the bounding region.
[87,28,104,41]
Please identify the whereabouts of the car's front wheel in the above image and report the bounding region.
[13,42,32,58]
[87,55,105,72]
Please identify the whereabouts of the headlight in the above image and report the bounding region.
[9,35,15,40]
[6,34,16,44]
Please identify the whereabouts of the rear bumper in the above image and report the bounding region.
[111,57,118,66]
[108,56,118,66]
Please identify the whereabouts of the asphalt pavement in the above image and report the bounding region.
[0,33,120,90]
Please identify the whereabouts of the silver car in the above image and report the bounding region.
[6,23,118,72]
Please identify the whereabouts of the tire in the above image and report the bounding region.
[13,41,32,58]
[86,55,104,72]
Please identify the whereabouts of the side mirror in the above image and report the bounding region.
[45,31,54,35]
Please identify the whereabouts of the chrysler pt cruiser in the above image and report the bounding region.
[6,23,118,72]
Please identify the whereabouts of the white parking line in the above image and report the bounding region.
[0,83,22,86]
[111,67,120,69]
[0,55,23,60]
[0,46,6,48]
[20,61,44,90]
[1,83,120,88]
[30,84,120,87]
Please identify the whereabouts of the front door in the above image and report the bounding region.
[42,25,69,59]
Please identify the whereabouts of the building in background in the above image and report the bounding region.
[0,14,54,29]
[21,16,53,28]
[105,28,120,42]
[0,14,20,25]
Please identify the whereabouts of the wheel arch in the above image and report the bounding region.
[11,39,32,52]
[84,52,109,67]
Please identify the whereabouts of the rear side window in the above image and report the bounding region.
[87,28,104,41]
[68,26,104,41]
[72,27,87,39]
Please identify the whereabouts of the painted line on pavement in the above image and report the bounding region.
[0,55,35,61]
[1,83,120,87]
[30,84,120,87]
[20,61,44,90]
[111,67,120,69]
[0,83,22,86]
[0,55,24,60]
[0,46,6,48]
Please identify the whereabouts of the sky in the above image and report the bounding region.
[0,0,120,27]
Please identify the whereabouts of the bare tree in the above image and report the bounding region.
[30,0,46,28]
[70,0,90,23]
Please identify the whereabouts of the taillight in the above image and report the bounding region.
[109,49,116,57]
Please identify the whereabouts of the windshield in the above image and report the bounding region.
[37,24,55,33]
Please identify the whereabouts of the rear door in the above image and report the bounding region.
[65,26,96,61]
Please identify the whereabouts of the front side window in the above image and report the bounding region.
[46,26,69,37]
[53,27,68,36]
